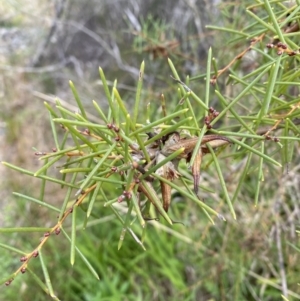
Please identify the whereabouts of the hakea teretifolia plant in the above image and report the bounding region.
[4,37,297,285]
[1,59,236,286]
[2,3,300,295]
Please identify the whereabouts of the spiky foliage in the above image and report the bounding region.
[1,1,300,301]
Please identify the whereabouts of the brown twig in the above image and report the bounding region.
[210,33,265,84]
[6,182,98,286]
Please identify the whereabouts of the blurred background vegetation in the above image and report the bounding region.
[0,0,300,300]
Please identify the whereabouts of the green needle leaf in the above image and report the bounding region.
[70,205,77,265]
[39,249,56,299]
[133,61,145,126]
[62,228,100,280]
[230,137,282,167]
[207,144,236,220]
[69,81,87,120]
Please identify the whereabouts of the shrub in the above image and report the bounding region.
[1,1,300,300]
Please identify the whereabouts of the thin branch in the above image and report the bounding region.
[210,33,265,84]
